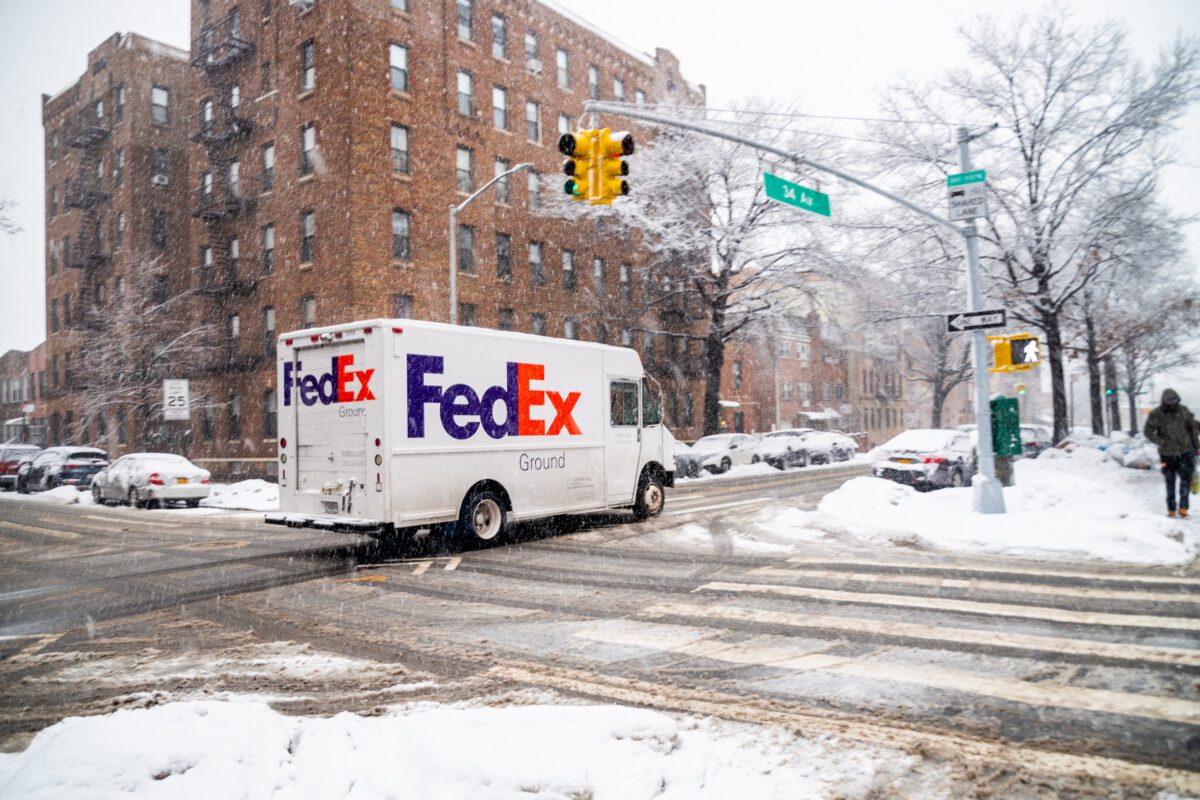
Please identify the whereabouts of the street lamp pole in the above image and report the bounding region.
[449,162,533,324]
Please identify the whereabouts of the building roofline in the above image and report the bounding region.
[537,0,656,67]
[44,31,187,109]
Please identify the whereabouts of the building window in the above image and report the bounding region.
[229,314,241,349]
[782,381,793,400]
[798,342,810,367]
[621,328,632,346]
[391,0,406,11]
[261,60,271,94]
[388,43,408,92]
[494,232,512,279]
[200,245,214,286]
[588,65,599,99]
[261,143,275,191]
[152,275,170,305]
[261,224,275,274]
[525,100,540,142]
[529,241,544,286]
[564,318,578,340]
[562,250,575,291]
[151,85,170,124]
[498,308,515,331]
[300,40,315,91]
[643,331,656,364]
[493,158,511,203]
[527,170,540,210]
[228,394,241,440]
[456,224,475,272]
[230,84,241,109]
[455,146,473,192]
[50,131,58,161]
[456,0,473,41]
[620,264,631,299]
[593,257,605,290]
[460,303,477,326]
[300,295,316,328]
[49,186,57,217]
[457,70,474,116]
[49,240,58,273]
[50,299,58,333]
[392,293,413,318]
[263,389,277,438]
[492,86,507,130]
[532,313,546,336]
[389,123,410,174]
[491,14,507,59]
[596,322,608,344]
[300,209,315,263]
[524,30,539,70]
[636,89,646,106]
[391,208,411,260]
[263,306,276,357]
[294,126,316,179]
[114,148,124,186]
[228,159,241,196]
[152,148,169,181]
[152,210,168,248]
[558,113,570,137]
[115,276,124,303]
[613,78,625,102]
[556,48,569,89]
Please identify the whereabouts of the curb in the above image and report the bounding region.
[670,463,869,498]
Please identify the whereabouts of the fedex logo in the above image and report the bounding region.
[283,355,376,407]
[407,354,580,440]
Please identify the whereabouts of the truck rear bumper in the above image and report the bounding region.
[264,513,387,534]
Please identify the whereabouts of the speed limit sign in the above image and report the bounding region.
[163,379,191,421]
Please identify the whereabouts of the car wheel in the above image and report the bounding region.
[128,488,145,509]
[17,478,27,494]
[45,476,58,491]
[455,488,507,546]
[92,484,104,505]
[751,455,760,464]
[186,499,201,509]
[633,469,665,520]
[795,452,809,468]
[950,470,965,488]
[719,457,732,474]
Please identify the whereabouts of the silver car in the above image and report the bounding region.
[92,453,212,508]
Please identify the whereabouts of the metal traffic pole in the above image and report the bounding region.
[449,162,533,324]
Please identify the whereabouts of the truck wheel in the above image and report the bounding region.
[633,470,665,519]
[456,489,507,546]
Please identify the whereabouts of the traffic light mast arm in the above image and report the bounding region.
[583,100,959,235]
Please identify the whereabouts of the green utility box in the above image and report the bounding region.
[990,396,1022,457]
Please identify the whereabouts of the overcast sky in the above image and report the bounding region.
[2,0,1198,391]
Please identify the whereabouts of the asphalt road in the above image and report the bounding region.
[1,465,1198,797]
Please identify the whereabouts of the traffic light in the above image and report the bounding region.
[559,130,597,201]
[596,128,634,204]
[1014,382,1027,396]
[1105,387,1115,396]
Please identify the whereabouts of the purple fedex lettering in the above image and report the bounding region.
[407,355,518,440]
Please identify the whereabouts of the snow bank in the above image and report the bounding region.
[0,487,95,506]
[809,447,1197,565]
[199,479,278,511]
[0,699,939,799]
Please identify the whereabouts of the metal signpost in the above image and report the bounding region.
[947,309,1006,332]
[163,379,190,421]
[763,171,831,217]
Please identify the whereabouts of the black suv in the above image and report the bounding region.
[17,447,109,492]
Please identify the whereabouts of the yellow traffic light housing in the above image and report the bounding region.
[596,128,634,204]
[987,333,1040,373]
[559,130,597,201]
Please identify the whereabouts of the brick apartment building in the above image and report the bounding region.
[847,347,910,450]
[0,344,48,444]
[43,1,706,472]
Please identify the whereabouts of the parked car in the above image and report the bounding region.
[673,441,703,479]
[690,433,758,474]
[871,429,976,491]
[1020,425,1054,457]
[91,453,212,508]
[798,431,859,464]
[752,428,815,469]
[16,447,109,492]
[0,444,42,490]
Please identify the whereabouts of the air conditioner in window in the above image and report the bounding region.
[289,0,314,10]
[526,58,542,75]
[151,174,169,186]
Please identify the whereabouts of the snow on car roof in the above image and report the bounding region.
[881,429,962,452]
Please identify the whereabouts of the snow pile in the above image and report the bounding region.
[1102,436,1159,470]
[0,699,941,799]
[199,479,278,511]
[811,447,1197,565]
[0,486,95,506]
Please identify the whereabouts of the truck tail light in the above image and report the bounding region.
[923,457,945,464]
[280,437,287,449]
[363,326,373,334]
[148,473,165,485]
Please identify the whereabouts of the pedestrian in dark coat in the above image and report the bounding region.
[1144,388,1200,517]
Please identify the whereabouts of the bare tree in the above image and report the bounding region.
[875,12,1200,441]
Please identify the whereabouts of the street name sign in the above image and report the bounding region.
[947,308,1006,332]
[764,171,831,217]
[947,170,987,221]
[163,379,191,421]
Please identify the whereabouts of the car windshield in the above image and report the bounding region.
[692,436,734,451]
[765,431,802,439]
[67,451,107,461]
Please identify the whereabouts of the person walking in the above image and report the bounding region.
[1144,388,1200,518]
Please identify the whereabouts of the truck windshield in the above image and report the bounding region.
[641,377,663,426]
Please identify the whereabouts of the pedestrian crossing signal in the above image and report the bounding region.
[987,333,1040,373]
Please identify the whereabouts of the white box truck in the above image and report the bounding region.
[265,319,676,544]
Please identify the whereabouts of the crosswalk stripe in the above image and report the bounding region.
[0,521,82,540]
[640,601,1200,668]
[697,581,1200,632]
[665,497,772,516]
[783,556,1200,587]
[81,514,183,529]
[574,620,1200,725]
[749,566,1200,604]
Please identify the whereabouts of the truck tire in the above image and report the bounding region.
[455,488,507,546]
[633,469,665,519]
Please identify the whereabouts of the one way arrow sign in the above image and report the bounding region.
[947,309,1006,332]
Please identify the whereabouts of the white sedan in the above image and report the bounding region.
[799,431,859,464]
[689,434,758,474]
[92,453,212,508]
[752,428,814,469]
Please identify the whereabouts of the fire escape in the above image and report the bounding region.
[63,105,111,272]
[191,10,260,373]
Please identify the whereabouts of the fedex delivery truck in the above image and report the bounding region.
[265,319,676,544]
